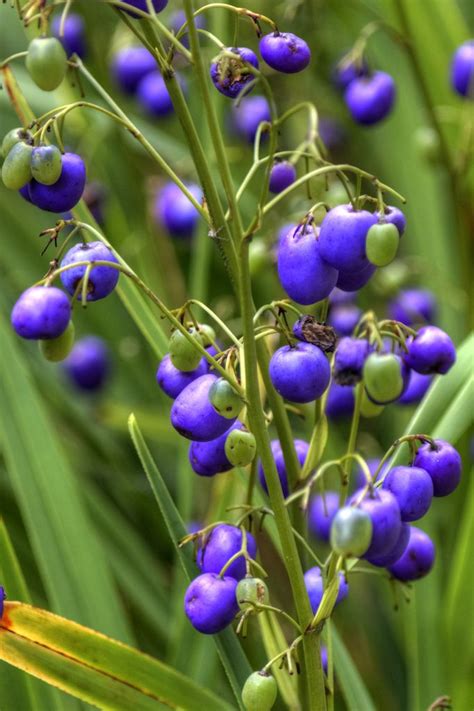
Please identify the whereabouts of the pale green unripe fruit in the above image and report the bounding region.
[1,127,30,159]
[360,389,384,418]
[236,577,269,611]
[196,323,216,347]
[169,328,203,372]
[249,239,268,276]
[209,377,243,418]
[31,145,62,185]
[363,353,404,404]
[1,142,33,189]
[26,37,68,91]
[330,506,372,557]
[366,223,400,267]
[242,671,277,711]
[39,321,75,362]
[225,429,256,467]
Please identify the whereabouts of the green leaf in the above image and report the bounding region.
[128,414,251,709]
[332,625,376,711]
[0,602,235,711]
[258,612,300,710]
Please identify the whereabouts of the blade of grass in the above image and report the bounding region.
[332,625,377,711]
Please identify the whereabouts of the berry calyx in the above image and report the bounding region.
[210,47,259,99]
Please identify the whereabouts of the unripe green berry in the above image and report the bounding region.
[242,671,277,711]
[31,145,62,185]
[26,37,68,91]
[39,321,75,362]
[209,377,243,419]
[363,353,404,404]
[225,429,257,467]
[1,142,33,189]
[330,506,372,557]
[249,239,268,277]
[196,323,216,347]
[1,127,30,159]
[169,328,203,372]
[360,389,384,418]
[236,577,269,611]
[366,223,400,267]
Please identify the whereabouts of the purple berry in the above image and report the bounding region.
[63,336,110,391]
[269,342,330,403]
[136,71,176,116]
[11,286,71,340]
[414,439,462,497]
[259,32,311,74]
[269,161,296,194]
[366,522,410,567]
[51,13,86,58]
[156,353,209,399]
[60,241,119,301]
[397,371,433,405]
[388,288,436,326]
[121,0,168,17]
[403,326,456,375]
[389,527,435,581]
[210,47,259,99]
[318,117,346,151]
[184,573,238,634]
[198,524,257,581]
[382,466,433,522]
[304,566,348,614]
[319,204,378,273]
[334,57,368,90]
[277,223,339,305]
[450,40,474,98]
[328,304,362,336]
[383,205,406,236]
[168,11,205,50]
[329,288,357,305]
[334,337,371,385]
[171,374,236,441]
[336,262,377,292]
[259,439,309,497]
[28,152,86,213]
[321,645,328,675]
[153,182,202,239]
[345,71,396,125]
[232,95,271,143]
[112,47,156,94]
[308,491,340,541]
[189,422,242,477]
[350,488,402,558]
[325,382,355,419]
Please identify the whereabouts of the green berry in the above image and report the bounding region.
[209,377,243,419]
[26,37,68,91]
[236,577,269,611]
[225,429,257,467]
[169,328,203,372]
[242,671,277,711]
[330,506,373,557]
[366,223,399,267]
[249,239,268,276]
[1,127,30,159]
[39,321,75,362]
[360,389,384,418]
[196,323,216,347]
[363,352,404,404]
[31,145,62,185]
[1,142,33,190]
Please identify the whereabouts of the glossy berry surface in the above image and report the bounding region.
[366,222,400,267]
[209,378,243,419]
[26,37,67,91]
[350,488,402,558]
[336,262,376,292]
[308,491,340,541]
[169,329,203,372]
[450,40,474,97]
[389,527,435,581]
[383,205,407,236]
[236,577,269,610]
[345,71,396,125]
[210,47,259,99]
[363,352,409,404]
[398,371,432,405]
[269,342,330,403]
[31,145,62,186]
[225,429,257,467]
[171,374,236,441]
[60,241,119,301]
[189,422,242,477]
[154,182,202,239]
[156,353,208,399]
[198,524,257,581]
[269,161,296,194]
[52,13,86,57]
[319,204,377,273]
[334,57,368,89]
[334,337,370,385]
[414,440,462,497]
[242,672,277,711]
[325,382,355,420]
[233,96,271,143]
[403,326,456,375]
[259,439,309,497]
[328,303,362,336]
[277,223,338,305]
[112,47,156,94]
[304,566,348,613]
[382,465,433,522]
[63,336,110,392]
[137,71,175,116]
[330,506,373,557]
[1,142,33,190]
[11,286,71,340]
[388,288,436,326]
[28,152,86,213]
[184,573,238,634]
[259,32,311,74]
[366,522,410,567]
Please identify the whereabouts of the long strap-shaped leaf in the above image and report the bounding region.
[128,414,251,710]
[332,625,376,711]
[0,602,234,711]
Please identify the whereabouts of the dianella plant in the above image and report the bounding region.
[0,1,472,710]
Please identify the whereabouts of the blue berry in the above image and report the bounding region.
[383,205,406,236]
[397,371,433,405]
[233,96,271,143]
[345,71,396,125]
[11,286,71,340]
[28,152,86,213]
[319,204,377,273]
[156,353,209,399]
[334,337,370,385]
[414,439,462,497]
[210,47,259,99]
[198,524,257,581]
[259,32,310,74]
[184,573,238,634]
[51,13,86,58]
[112,47,156,94]
[349,488,402,559]
[382,465,433,522]
[325,382,355,420]
[304,566,348,613]
[269,342,330,403]
[258,439,309,498]
[137,71,176,117]
[334,56,368,90]
[450,40,474,98]
[153,182,202,239]
[269,161,296,194]
[189,422,242,477]
[60,241,119,301]
[403,326,456,375]
[388,527,435,581]
[63,336,110,391]
[328,303,362,336]
[171,374,236,441]
[366,522,410,567]
[388,288,436,326]
[308,491,340,541]
[336,262,376,292]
